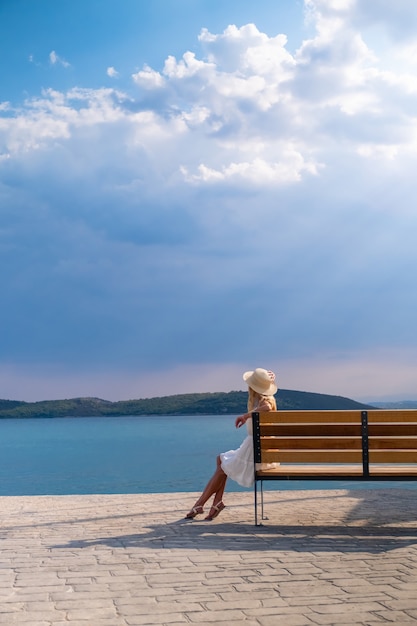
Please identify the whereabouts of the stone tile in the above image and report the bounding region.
[0,489,416,626]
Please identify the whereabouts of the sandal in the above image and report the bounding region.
[185,505,204,519]
[204,501,225,521]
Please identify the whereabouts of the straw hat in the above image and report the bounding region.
[243,368,277,396]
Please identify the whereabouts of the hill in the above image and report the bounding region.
[0,389,374,419]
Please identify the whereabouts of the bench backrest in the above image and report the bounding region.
[252,410,417,476]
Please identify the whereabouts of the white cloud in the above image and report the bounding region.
[163,51,212,79]
[107,66,119,78]
[181,151,321,185]
[49,50,71,68]
[0,88,127,155]
[4,12,417,178]
[132,64,165,88]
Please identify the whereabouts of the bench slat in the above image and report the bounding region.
[256,465,364,477]
[369,465,417,476]
[261,450,417,463]
[369,424,417,436]
[368,410,417,423]
[369,450,417,462]
[261,450,363,463]
[261,437,363,450]
[259,411,361,424]
[369,437,417,450]
[256,465,417,478]
[260,424,363,436]
[259,410,417,425]
[259,423,417,437]
[260,436,417,451]
[257,464,417,479]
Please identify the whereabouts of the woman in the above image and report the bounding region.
[185,367,277,521]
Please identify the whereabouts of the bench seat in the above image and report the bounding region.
[256,464,417,478]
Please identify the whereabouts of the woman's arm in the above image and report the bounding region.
[235,398,273,428]
[235,412,250,429]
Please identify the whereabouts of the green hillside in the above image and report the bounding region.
[0,399,26,411]
[0,389,374,419]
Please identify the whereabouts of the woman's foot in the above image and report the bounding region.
[185,505,204,519]
[204,501,225,521]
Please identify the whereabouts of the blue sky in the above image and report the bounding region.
[1,0,417,402]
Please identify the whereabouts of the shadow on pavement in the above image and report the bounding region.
[51,514,417,555]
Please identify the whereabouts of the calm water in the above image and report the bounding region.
[1,415,416,495]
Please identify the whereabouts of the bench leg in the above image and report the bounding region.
[261,480,266,521]
[254,480,266,526]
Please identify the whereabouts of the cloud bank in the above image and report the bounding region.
[1,0,417,401]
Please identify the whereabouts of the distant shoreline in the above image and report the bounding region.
[0,389,376,419]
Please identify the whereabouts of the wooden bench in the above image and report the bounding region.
[252,409,417,525]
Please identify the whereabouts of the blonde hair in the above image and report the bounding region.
[247,387,277,412]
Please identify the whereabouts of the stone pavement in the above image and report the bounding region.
[1,488,417,626]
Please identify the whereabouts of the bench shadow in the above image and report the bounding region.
[259,487,417,525]
[51,517,417,555]
[50,488,417,555]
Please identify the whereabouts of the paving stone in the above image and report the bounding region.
[374,610,417,622]
[257,616,314,626]
[0,489,416,625]
[124,614,188,625]
[54,621,127,626]
[185,609,247,622]
[307,612,387,624]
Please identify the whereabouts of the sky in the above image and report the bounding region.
[1,0,417,403]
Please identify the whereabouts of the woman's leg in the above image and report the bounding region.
[193,456,226,506]
[186,456,227,517]
[204,456,227,519]
[212,471,227,505]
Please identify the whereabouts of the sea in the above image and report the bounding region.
[1,415,416,496]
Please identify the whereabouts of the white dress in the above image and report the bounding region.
[220,400,274,488]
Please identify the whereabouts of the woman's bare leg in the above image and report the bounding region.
[186,456,227,517]
[204,458,227,520]
[212,472,227,505]
[194,456,226,506]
